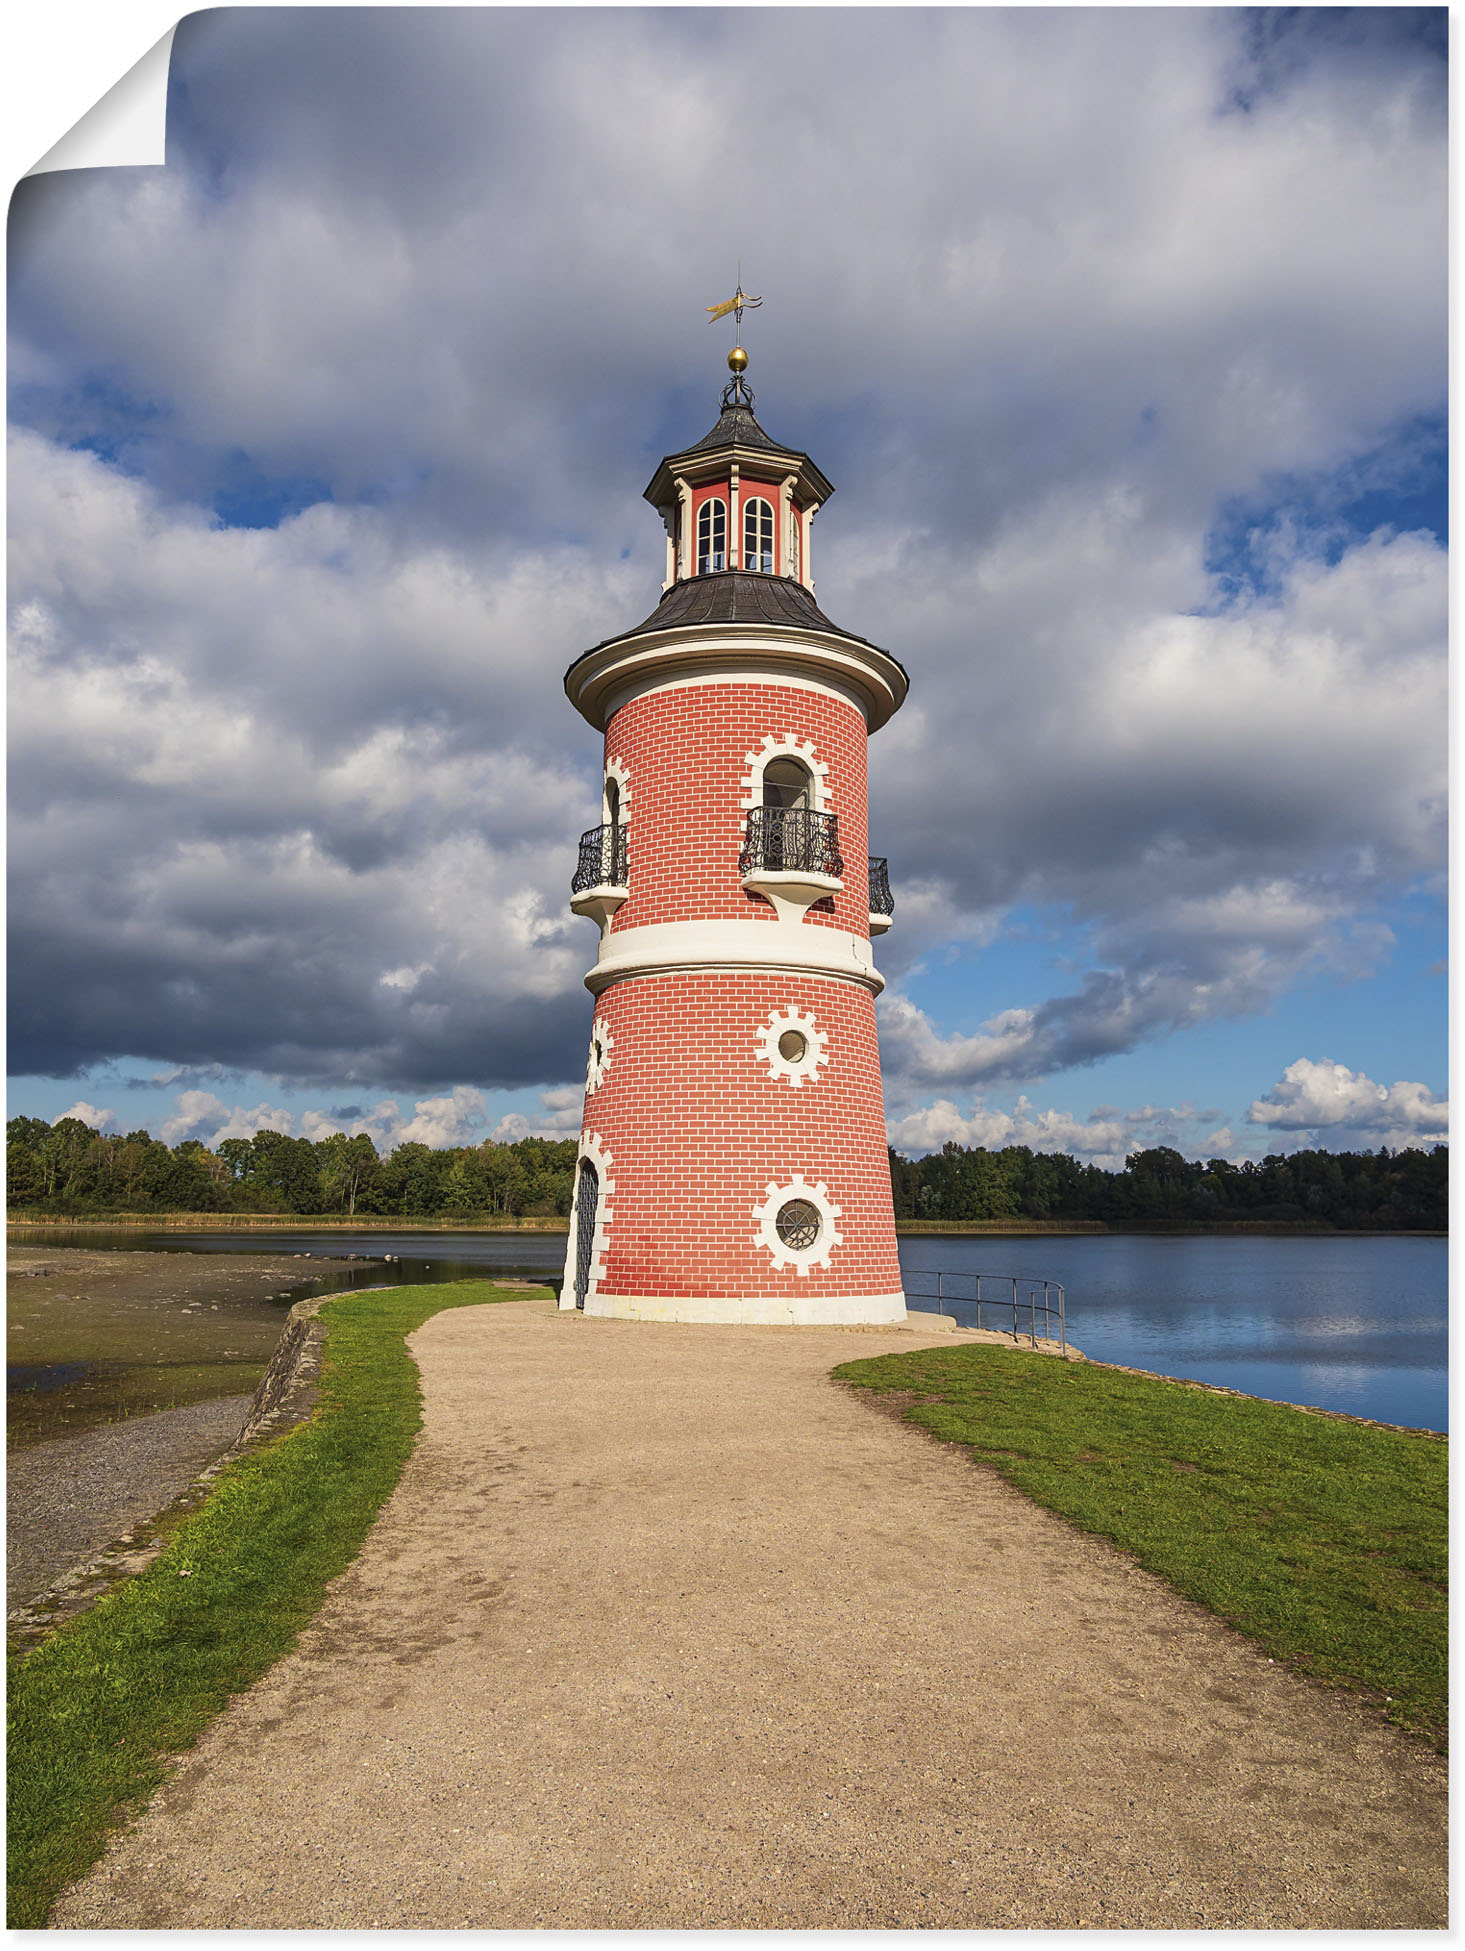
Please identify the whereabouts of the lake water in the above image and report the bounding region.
[12,1227,1448,1433]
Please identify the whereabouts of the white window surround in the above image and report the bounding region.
[560,1131,616,1310]
[751,1174,843,1276]
[739,733,831,820]
[585,1017,614,1094]
[602,755,631,825]
[755,1004,829,1089]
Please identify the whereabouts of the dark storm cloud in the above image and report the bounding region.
[7,8,1446,1099]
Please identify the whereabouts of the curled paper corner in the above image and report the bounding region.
[27,26,177,176]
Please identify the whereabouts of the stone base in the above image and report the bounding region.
[566,1290,908,1327]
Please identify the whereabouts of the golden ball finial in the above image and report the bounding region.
[727,345,749,374]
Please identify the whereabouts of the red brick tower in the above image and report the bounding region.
[561,345,908,1324]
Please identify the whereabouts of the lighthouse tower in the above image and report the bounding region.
[560,346,908,1325]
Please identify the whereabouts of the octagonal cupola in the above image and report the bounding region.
[644,352,835,593]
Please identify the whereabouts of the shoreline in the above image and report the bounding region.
[6,1213,1445,1239]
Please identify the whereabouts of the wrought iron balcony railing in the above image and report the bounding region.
[739,806,843,880]
[868,856,895,918]
[571,822,628,893]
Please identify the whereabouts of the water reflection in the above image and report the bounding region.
[899,1233,1446,1430]
[12,1226,1445,1431]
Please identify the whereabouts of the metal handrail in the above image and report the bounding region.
[740,806,844,879]
[571,823,628,893]
[868,856,895,917]
[904,1270,1066,1352]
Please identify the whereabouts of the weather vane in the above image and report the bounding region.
[707,273,761,408]
[705,281,762,328]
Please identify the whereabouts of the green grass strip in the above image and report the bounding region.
[834,1344,1446,1746]
[8,1279,538,1927]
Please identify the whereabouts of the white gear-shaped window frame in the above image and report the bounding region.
[752,1174,843,1276]
[585,1017,614,1094]
[739,733,832,822]
[755,1004,828,1089]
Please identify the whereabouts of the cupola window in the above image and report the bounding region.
[696,497,727,574]
[743,497,775,574]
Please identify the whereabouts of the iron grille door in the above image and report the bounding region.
[573,1159,600,1310]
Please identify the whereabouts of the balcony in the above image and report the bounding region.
[570,822,628,930]
[868,855,895,935]
[740,807,843,923]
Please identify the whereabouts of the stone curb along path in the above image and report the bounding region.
[52,1298,1446,1929]
[9,1294,332,1641]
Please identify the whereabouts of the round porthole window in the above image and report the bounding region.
[756,1006,829,1089]
[775,1198,821,1249]
[753,1176,843,1274]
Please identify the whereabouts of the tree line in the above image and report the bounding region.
[5,1118,578,1219]
[5,1116,1447,1230]
[889,1141,1446,1232]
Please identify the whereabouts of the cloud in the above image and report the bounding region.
[8,429,616,1090]
[151,1083,569,1153]
[489,1086,584,1143]
[56,1100,115,1132]
[387,1086,489,1149]
[1247,1058,1447,1145]
[6,10,1445,1106]
[886,1093,1208,1173]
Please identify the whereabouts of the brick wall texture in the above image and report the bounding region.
[605,680,870,935]
[581,970,901,1302]
[570,672,902,1309]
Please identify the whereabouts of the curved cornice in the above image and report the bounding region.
[582,917,885,997]
[564,622,910,732]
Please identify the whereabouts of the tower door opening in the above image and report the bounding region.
[573,1159,600,1310]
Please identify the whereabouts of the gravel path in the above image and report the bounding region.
[52,1299,1445,1929]
[7,1395,253,1613]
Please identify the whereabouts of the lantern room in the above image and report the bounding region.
[643,365,835,592]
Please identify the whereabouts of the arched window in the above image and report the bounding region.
[696,497,726,574]
[743,497,775,574]
[604,775,620,829]
[762,757,812,811]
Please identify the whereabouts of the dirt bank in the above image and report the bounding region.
[6,1246,350,1447]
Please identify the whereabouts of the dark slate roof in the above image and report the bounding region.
[674,403,804,464]
[576,572,887,659]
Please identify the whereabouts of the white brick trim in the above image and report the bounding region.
[585,918,882,996]
[752,1174,843,1277]
[602,754,631,824]
[560,1132,616,1310]
[580,1290,907,1326]
[740,732,832,818]
[584,1016,614,1094]
[755,1003,829,1089]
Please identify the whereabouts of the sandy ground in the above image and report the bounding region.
[7,1394,253,1613]
[53,1298,1445,1929]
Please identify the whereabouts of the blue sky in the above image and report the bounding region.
[8,7,1447,1166]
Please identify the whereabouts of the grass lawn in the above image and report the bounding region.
[7,1279,542,1928]
[835,1344,1446,1747]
